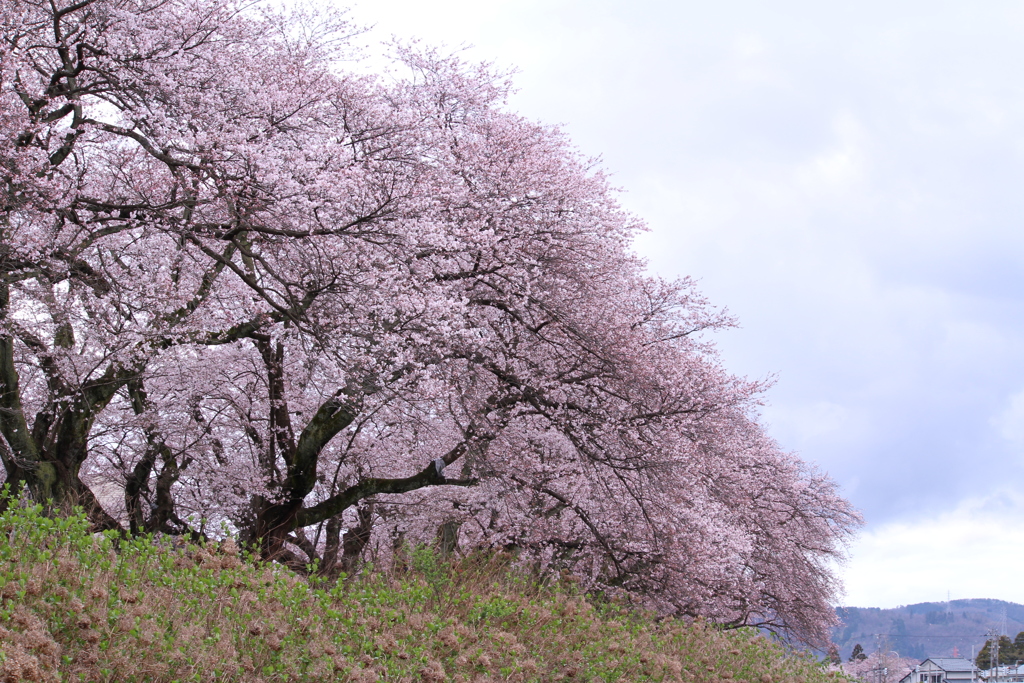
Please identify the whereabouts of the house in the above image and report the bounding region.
[899,658,979,683]
[979,665,1024,682]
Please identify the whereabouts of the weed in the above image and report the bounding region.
[0,503,852,682]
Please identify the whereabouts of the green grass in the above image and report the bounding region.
[0,501,850,682]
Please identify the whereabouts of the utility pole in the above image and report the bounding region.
[995,636,1000,683]
[877,634,884,683]
[873,635,895,683]
[987,629,1002,683]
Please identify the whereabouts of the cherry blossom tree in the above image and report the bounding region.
[843,649,917,683]
[1,0,860,645]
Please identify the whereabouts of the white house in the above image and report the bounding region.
[899,658,979,683]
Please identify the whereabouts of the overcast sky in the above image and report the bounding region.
[341,0,1024,610]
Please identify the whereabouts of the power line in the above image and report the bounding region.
[868,634,991,639]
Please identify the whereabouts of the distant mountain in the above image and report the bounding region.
[833,600,1024,662]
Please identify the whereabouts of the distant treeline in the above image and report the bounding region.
[976,633,1024,668]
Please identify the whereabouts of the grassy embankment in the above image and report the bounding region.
[0,502,848,682]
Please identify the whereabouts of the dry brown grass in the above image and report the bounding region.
[0,503,850,682]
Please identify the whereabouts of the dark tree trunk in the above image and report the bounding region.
[249,498,306,567]
[123,379,195,536]
[0,279,132,529]
[340,502,375,574]
[437,520,462,557]
[239,336,480,564]
[320,516,343,578]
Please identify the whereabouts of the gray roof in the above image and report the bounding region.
[926,658,977,672]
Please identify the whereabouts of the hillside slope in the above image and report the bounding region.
[0,503,846,683]
[833,600,1024,662]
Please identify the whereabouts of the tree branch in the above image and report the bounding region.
[295,456,477,529]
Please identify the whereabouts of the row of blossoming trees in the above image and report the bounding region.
[0,0,860,645]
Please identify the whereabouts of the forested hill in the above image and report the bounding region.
[834,600,1024,661]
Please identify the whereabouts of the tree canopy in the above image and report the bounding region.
[976,633,1024,668]
[0,0,860,645]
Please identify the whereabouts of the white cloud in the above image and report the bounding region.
[762,400,855,447]
[840,492,1024,607]
[797,112,868,194]
[993,390,1024,446]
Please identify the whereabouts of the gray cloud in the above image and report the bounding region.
[347,0,1024,602]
